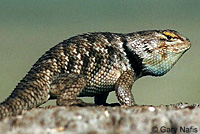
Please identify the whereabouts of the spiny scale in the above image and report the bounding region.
[0,30,190,119]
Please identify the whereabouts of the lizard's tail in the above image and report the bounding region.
[0,95,31,120]
[0,83,50,120]
[0,55,55,120]
[0,102,15,120]
[0,94,48,120]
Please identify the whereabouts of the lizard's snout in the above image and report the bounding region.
[183,38,191,51]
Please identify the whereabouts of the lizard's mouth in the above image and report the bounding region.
[175,38,191,53]
[164,38,191,54]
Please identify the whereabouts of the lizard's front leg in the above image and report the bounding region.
[115,70,135,106]
[50,73,93,106]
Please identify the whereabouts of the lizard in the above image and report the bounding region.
[0,29,191,120]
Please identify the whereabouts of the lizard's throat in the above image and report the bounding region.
[142,52,184,77]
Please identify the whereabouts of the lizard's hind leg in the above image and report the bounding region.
[50,73,93,106]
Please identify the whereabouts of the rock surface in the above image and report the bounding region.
[0,103,200,134]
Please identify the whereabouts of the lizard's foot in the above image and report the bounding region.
[57,99,95,106]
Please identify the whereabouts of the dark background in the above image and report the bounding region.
[0,0,199,106]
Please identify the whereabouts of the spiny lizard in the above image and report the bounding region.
[0,30,191,119]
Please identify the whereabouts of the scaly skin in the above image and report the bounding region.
[0,30,191,119]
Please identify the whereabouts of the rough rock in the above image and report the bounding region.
[0,103,199,134]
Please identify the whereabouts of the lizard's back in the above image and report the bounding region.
[48,32,130,96]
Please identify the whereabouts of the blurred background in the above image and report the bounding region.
[0,0,199,106]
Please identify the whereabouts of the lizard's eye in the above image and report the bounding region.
[165,35,178,42]
[162,31,178,42]
[159,35,168,41]
[165,35,172,40]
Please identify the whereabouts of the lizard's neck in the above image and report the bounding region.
[122,36,144,79]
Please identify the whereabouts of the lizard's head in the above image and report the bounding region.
[128,29,191,77]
